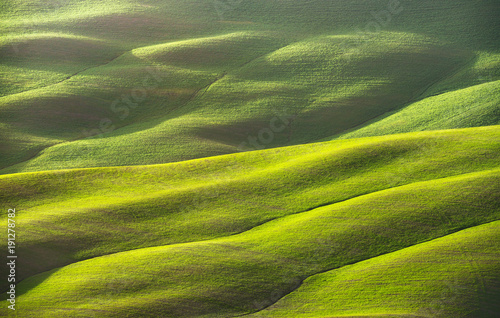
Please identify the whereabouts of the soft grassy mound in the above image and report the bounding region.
[0,49,218,170]
[334,80,500,140]
[3,0,499,46]
[5,169,499,317]
[1,1,499,316]
[0,32,473,173]
[250,221,500,317]
[132,31,289,71]
[0,33,121,96]
[2,0,498,172]
[422,51,500,95]
[1,126,499,290]
[0,33,115,62]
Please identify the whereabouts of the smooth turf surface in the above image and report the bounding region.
[1,0,499,317]
[1,0,499,172]
[1,126,500,316]
[248,220,500,317]
[3,166,500,316]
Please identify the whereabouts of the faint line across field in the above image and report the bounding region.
[7,178,387,289]
[1,51,129,99]
[310,53,477,142]
[180,40,293,107]
[13,171,499,300]
[233,219,500,318]
[0,41,294,174]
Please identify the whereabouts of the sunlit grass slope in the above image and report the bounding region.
[248,221,500,318]
[1,1,499,317]
[0,30,290,171]
[132,31,288,72]
[6,170,499,317]
[3,0,498,48]
[423,51,500,95]
[334,80,500,140]
[0,0,226,45]
[1,126,499,290]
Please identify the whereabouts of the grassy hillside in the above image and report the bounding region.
[333,80,500,140]
[1,0,499,172]
[0,33,123,96]
[3,0,498,47]
[1,126,499,293]
[1,1,499,317]
[0,32,475,173]
[3,168,499,317]
[248,221,500,317]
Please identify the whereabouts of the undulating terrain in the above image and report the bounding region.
[1,0,499,317]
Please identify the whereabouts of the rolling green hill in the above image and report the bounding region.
[332,80,500,140]
[1,0,499,173]
[248,221,500,317]
[1,126,500,316]
[3,164,499,316]
[1,0,500,317]
[0,31,479,173]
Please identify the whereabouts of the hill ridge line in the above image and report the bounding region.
[141,39,294,109]
[235,219,500,317]
[411,53,476,101]
[322,53,477,141]
[11,168,499,291]
[0,40,295,174]
[16,216,498,317]
[4,124,498,176]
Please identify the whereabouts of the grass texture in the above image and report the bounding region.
[1,0,498,172]
[1,1,499,317]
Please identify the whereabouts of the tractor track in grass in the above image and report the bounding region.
[0,41,294,174]
[236,219,500,318]
[0,67,227,174]
[0,50,129,100]
[1,171,416,290]
[169,40,293,113]
[14,218,499,317]
[1,38,476,173]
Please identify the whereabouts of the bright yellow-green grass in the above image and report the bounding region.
[1,1,500,316]
[248,221,500,318]
[334,80,500,140]
[4,168,499,317]
[1,126,499,290]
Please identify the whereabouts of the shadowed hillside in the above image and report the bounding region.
[1,0,499,172]
[1,1,499,317]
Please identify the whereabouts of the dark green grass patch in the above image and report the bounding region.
[2,0,498,171]
[1,32,474,172]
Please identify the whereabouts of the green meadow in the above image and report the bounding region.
[1,0,499,317]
